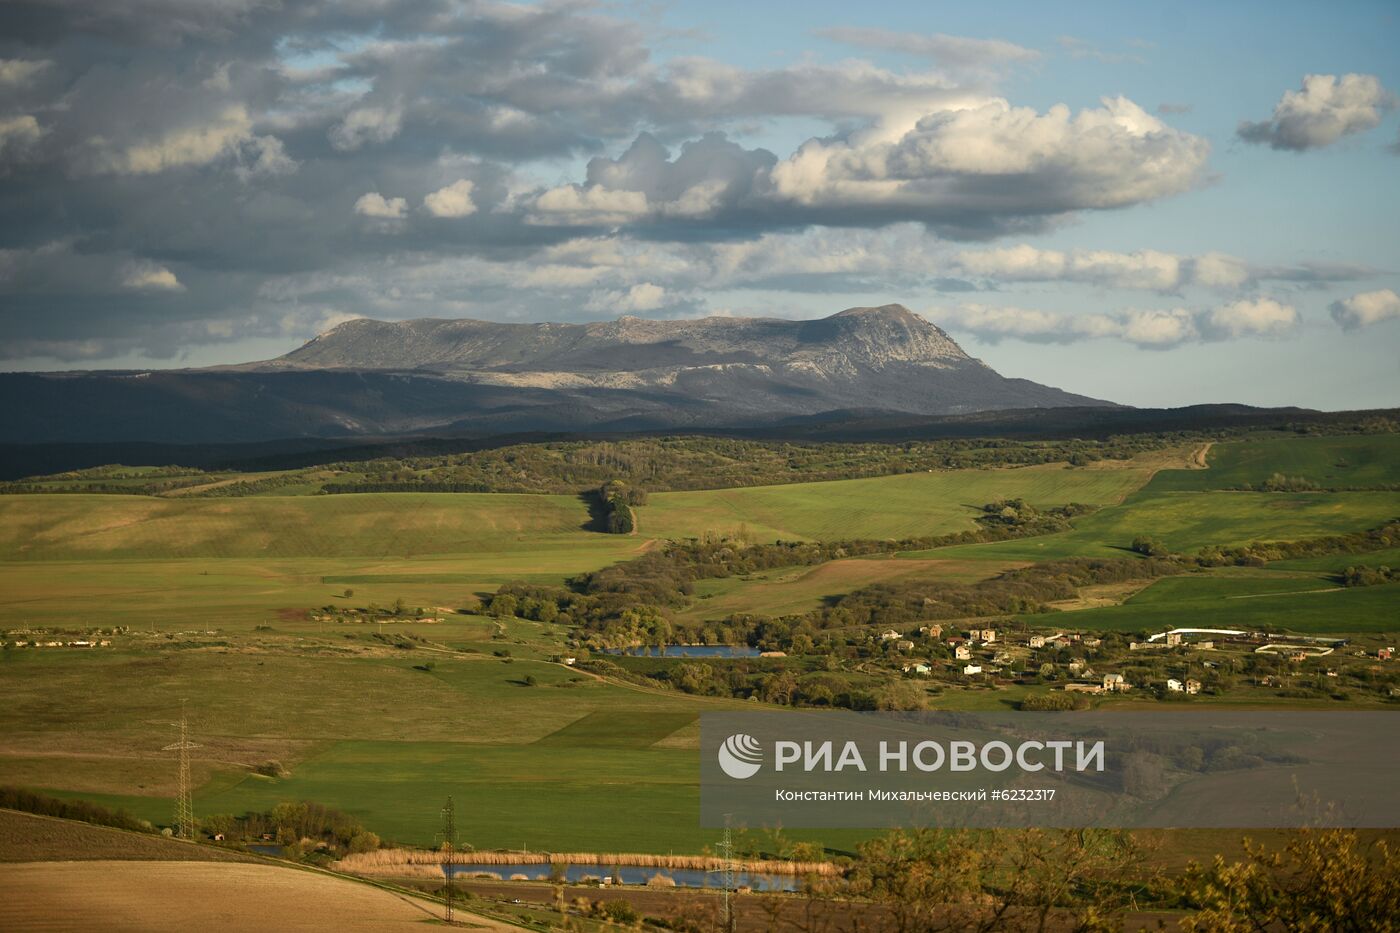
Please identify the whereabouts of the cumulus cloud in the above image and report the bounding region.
[423,179,477,218]
[328,104,403,152]
[761,96,1208,235]
[938,297,1298,348]
[0,114,43,159]
[0,58,51,86]
[120,261,184,292]
[92,106,253,175]
[1329,289,1400,331]
[1238,74,1395,151]
[353,192,407,219]
[528,132,775,226]
[526,98,1208,238]
[586,282,670,313]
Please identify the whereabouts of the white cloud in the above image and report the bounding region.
[586,282,669,313]
[0,59,51,86]
[937,297,1298,348]
[0,115,43,158]
[328,105,403,151]
[1330,289,1400,331]
[233,135,298,181]
[422,179,477,218]
[94,106,253,175]
[1239,74,1395,151]
[1201,298,1299,339]
[953,244,1369,292]
[353,192,408,219]
[814,28,1039,75]
[764,96,1208,229]
[120,261,184,292]
[529,185,651,226]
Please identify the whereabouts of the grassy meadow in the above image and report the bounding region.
[2,432,1398,853]
[638,458,1159,542]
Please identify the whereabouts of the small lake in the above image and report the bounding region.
[444,863,798,891]
[602,645,761,658]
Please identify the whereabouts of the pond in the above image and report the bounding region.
[601,645,761,658]
[444,862,799,891]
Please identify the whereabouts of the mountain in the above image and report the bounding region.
[0,305,1111,444]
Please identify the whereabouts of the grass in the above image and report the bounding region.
[0,491,603,560]
[0,544,646,633]
[676,557,1020,624]
[1147,434,1400,493]
[3,433,1399,856]
[1018,571,1400,634]
[911,490,1399,563]
[639,460,1157,542]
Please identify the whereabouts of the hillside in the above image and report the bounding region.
[0,306,1110,444]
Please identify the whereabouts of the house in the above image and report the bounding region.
[1064,683,1104,694]
[1166,632,1183,647]
[993,651,1012,666]
[1082,637,1102,648]
[1028,635,1047,649]
[902,662,932,675]
[965,628,996,644]
[562,657,577,666]
[1185,679,1202,695]
[1046,634,1073,649]
[962,664,982,676]
[759,650,787,658]
[895,640,915,652]
[955,645,972,661]
[1380,647,1394,661]
[879,630,901,641]
[1166,678,1184,693]
[212,832,225,842]
[1196,640,1215,650]
[919,624,943,638]
[1102,673,1130,693]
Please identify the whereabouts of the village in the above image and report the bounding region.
[877,622,1396,702]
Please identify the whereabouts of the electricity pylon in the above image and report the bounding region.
[717,816,736,933]
[161,701,200,840]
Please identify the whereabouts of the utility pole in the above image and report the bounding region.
[162,700,200,840]
[441,796,457,924]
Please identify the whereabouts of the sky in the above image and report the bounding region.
[0,0,1397,409]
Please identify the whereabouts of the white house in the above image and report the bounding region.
[880,630,901,641]
[902,662,932,675]
[1103,673,1130,692]
[1166,678,1184,692]
[955,645,972,661]
[962,664,983,676]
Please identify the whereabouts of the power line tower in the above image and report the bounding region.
[161,700,200,840]
[717,816,736,933]
[440,796,457,924]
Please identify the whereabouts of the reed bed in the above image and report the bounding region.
[334,848,840,878]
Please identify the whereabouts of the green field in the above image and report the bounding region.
[4,433,1399,853]
[1147,434,1400,493]
[0,492,602,560]
[640,460,1157,542]
[909,490,1399,562]
[1019,569,1399,633]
